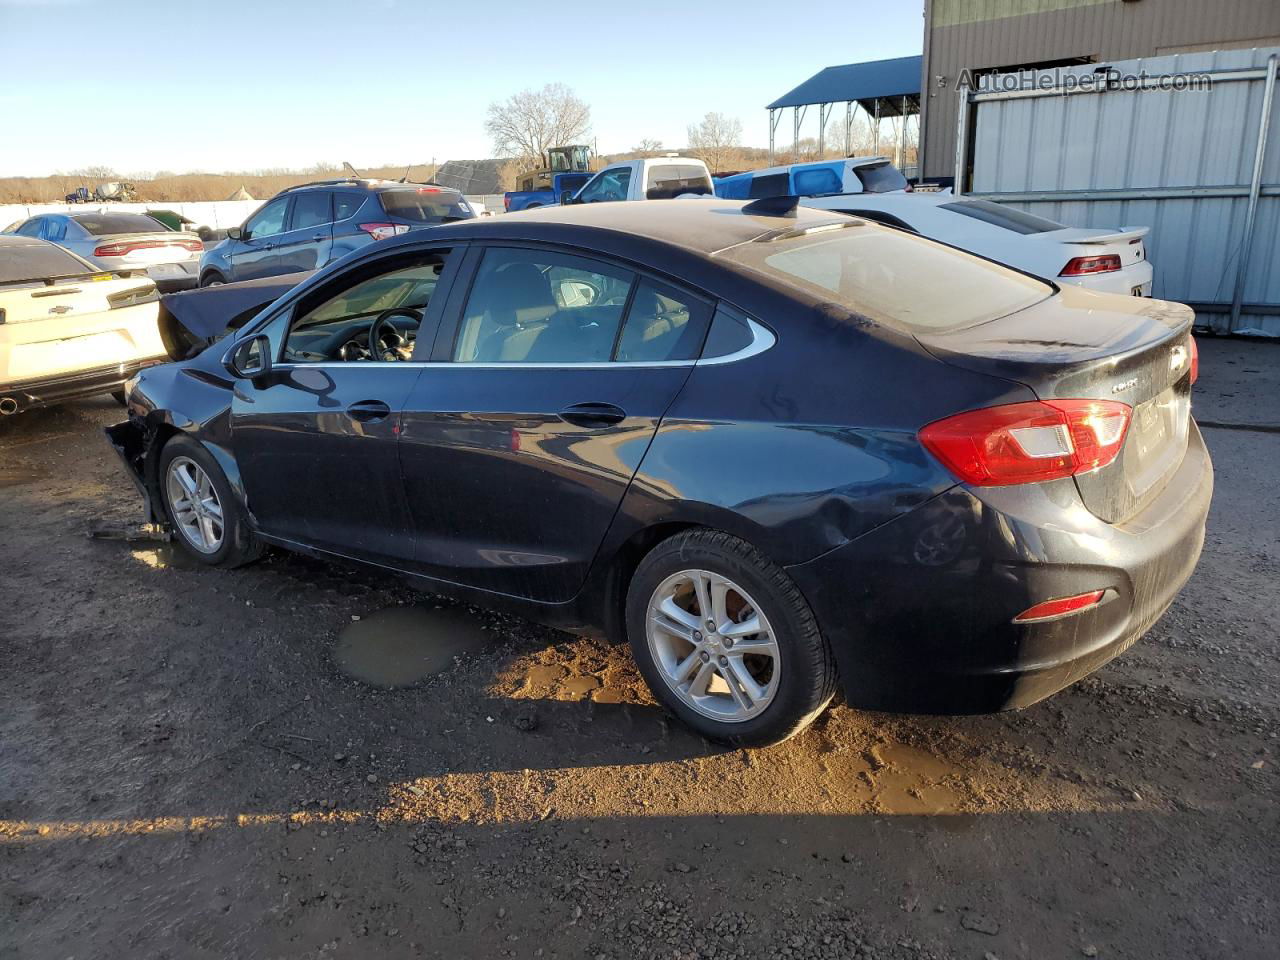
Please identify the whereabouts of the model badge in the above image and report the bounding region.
[1170,344,1187,372]
[1111,377,1138,395]
[48,305,72,315]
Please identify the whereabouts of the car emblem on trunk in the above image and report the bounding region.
[1170,345,1187,372]
[1112,377,1138,395]
[48,305,72,315]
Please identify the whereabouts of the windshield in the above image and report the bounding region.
[72,213,168,235]
[854,162,909,193]
[0,242,96,283]
[719,222,1050,333]
[378,189,472,223]
[939,199,1065,234]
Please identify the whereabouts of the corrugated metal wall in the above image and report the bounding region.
[966,48,1279,336]
[921,0,1280,179]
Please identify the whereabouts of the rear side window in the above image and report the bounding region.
[719,223,1050,333]
[291,191,332,230]
[44,219,67,242]
[15,220,43,237]
[854,163,908,193]
[644,164,713,200]
[0,243,94,283]
[939,199,1064,235]
[748,173,790,199]
[701,305,755,358]
[378,189,471,223]
[71,214,165,235]
[615,279,711,362]
[334,192,364,220]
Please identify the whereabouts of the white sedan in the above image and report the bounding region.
[801,193,1154,296]
[0,235,168,415]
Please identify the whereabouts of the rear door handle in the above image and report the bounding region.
[311,233,326,242]
[346,399,392,423]
[558,401,626,427]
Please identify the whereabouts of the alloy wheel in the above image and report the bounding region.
[166,456,224,554]
[645,569,780,722]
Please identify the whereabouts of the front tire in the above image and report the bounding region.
[626,529,837,747]
[158,435,262,567]
[200,272,226,288]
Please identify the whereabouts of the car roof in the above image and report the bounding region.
[278,179,462,196]
[408,198,852,257]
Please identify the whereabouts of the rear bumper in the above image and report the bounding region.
[0,356,167,414]
[786,420,1213,714]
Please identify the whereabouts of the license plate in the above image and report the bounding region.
[147,263,184,277]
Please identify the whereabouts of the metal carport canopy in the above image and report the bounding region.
[768,55,922,114]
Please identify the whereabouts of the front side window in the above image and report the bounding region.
[454,248,634,363]
[245,198,289,240]
[283,256,446,363]
[576,168,631,203]
[291,192,332,230]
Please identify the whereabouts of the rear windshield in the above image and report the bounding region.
[719,223,1050,333]
[378,189,472,223]
[0,243,95,283]
[72,213,168,235]
[854,163,909,193]
[645,164,713,199]
[939,198,1065,234]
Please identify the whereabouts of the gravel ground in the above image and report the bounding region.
[1,337,1277,960]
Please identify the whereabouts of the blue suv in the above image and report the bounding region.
[199,179,476,286]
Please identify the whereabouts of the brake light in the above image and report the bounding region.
[919,399,1132,486]
[1013,590,1106,623]
[1060,254,1122,276]
[416,187,441,193]
[1189,335,1199,385]
[504,195,511,211]
[358,222,412,242]
[93,238,203,257]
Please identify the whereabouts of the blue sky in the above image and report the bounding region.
[0,0,922,177]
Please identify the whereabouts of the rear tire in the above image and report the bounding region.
[200,272,226,288]
[158,435,262,567]
[626,529,837,747]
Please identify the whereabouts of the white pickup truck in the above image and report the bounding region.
[562,156,714,205]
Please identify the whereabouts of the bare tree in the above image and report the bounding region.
[632,138,664,156]
[485,83,591,168]
[686,112,743,173]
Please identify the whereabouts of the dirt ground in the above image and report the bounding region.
[2,338,1277,960]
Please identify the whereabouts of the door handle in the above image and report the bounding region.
[558,401,626,427]
[311,234,326,242]
[346,399,392,423]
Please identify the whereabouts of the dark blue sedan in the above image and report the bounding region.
[107,198,1211,746]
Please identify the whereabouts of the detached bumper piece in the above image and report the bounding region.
[0,357,166,414]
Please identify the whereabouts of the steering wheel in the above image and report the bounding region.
[367,308,422,362]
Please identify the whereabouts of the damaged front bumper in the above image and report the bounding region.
[104,418,165,526]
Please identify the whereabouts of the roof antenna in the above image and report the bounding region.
[342,161,364,179]
[742,195,801,217]
[399,164,412,183]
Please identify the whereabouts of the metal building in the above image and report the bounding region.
[766,56,922,171]
[960,47,1279,336]
[920,0,1280,180]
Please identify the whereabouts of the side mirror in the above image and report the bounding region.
[226,226,243,241]
[560,191,577,206]
[223,334,272,380]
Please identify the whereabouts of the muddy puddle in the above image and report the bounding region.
[333,606,490,688]
[129,544,201,571]
[868,742,968,814]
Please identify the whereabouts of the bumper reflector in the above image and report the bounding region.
[1013,590,1105,623]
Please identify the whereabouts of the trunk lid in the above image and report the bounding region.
[92,231,203,265]
[918,286,1196,523]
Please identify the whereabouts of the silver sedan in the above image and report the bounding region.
[5,211,203,291]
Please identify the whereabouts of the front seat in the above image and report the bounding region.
[473,262,558,362]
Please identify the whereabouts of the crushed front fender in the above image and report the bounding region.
[104,419,164,525]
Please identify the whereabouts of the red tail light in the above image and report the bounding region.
[1060,254,1122,276]
[1013,590,1106,623]
[358,222,412,242]
[504,195,511,211]
[94,238,202,257]
[919,399,1132,486]
[1188,335,1199,385]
